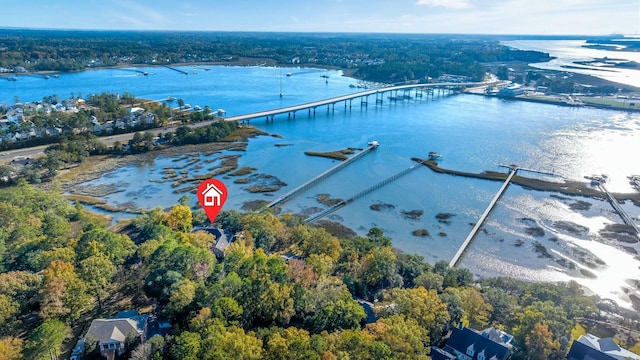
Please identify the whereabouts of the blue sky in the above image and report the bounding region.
[4,0,639,35]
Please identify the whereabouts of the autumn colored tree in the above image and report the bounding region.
[525,323,560,360]
[378,287,450,344]
[167,204,193,233]
[365,315,429,360]
[0,337,24,360]
[39,260,90,323]
[458,286,493,329]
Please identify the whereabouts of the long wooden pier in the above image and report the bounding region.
[267,143,379,209]
[449,167,519,267]
[598,183,640,239]
[162,65,189,75]
[305,160,423,223]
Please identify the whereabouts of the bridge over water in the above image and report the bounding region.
[223,82,483,123]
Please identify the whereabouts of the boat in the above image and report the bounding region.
[286,73,292,77]
[321,74,329,78]
[368,140,380,147]
[428,152,442,160]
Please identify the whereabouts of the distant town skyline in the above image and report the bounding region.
[3,0,639,36]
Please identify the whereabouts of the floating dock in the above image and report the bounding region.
[449,167,519,267]
[267,143,378,209]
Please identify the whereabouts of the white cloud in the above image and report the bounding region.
[416,0,473,10]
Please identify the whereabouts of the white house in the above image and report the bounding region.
[202,183,224,207]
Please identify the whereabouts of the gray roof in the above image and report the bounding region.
[86,316,146,344]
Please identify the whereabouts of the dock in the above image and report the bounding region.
[305,159,423,223]
[162,65,189,75]
[267,143,378,209]
[449,167,519,267]
[598,183,640,239]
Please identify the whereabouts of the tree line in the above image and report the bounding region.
[0,30,551,83]
[1,180,635,359]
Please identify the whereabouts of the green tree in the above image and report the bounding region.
[170,331,201,360]
[24,319,69,360]
[0,295,19,335]
[78,255,116,311]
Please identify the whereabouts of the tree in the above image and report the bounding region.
[378,287,450,344]
[39,260,90,323]
[24,319,69,360]
[361,246,398,293]
[76,227,135,265]
[0,295,19,335]
[0,337,24,360]
[414,272,444,292]
[78,255,116,310]
[458,286,492,329]
[166,205,193,233]
[170,331,201,360]
[201,326,264,360]
[525,323,560,360]
[166,279,197,319]
[365,315,429,360]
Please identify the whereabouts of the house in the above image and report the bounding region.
[199,227,235,258]
[567,333,640,360]
[431,327,512,360]
[84,310,148,359]
[202,183,223,207]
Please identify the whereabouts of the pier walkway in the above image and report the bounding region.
[267,143,378,209]
[162,65,189,75]
[598,183,640,239]
[450,167,519,267]
[305,160,424,223]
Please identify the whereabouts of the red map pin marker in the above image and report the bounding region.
[197,179,228,224]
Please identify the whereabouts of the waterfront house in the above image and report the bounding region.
[567,333,640,360]
[83,310,148,359]
[431,326,512,360]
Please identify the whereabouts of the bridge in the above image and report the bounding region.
[223,82,483,123]
[305,157,427,223]
[267,142,379,209]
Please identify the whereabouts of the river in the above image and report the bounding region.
[2,61,640,309]
[502,39,640,88]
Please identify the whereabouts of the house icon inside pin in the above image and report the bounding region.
[201,182,224,207]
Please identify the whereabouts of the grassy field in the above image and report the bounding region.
[579,96,640,110]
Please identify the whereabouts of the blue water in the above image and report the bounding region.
[3,64,640,308]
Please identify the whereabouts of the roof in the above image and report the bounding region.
[443,327,510,360]
[86,315,147,344]
[568,334,640,360]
